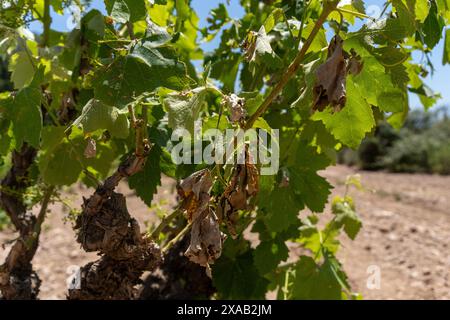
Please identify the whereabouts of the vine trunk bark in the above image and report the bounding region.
[139,233,215,300]
[67,154,163,299]
[0,144,41,300]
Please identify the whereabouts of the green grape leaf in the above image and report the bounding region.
[409,83,441,109]
[331,196,362,240]
[164,87,208,135]
[107,0,130,23]
[105,0,146,23]
[298,225,340,256]
[40,144,83,185]
[206,3,229,32]
[303,22,328,53]
[388,106,408,129]
[371,46,408,67]
[0,112,13,156]
[202,114,229,132]
[213,248,269,299]
[144,20,172,47]
[82,141,117,179]
[288,143,333,212]
[415,0,430,22]
[10,86,42,149]
[252,117,272,132]
[263,8,284,33]
[388,0,416,39]
[312,78,375,149]
[175,0,190,21]
[290,169,332,212]
[128,145,162,206]
[291,59,322,114]
[39,127,116,186]
[209,53,240,92]
[422,1,445,49]
[259,142,332,231]
[81,9,105,41]
[158,147,177,178]
[38,127,82,186]
[387,63,410,88]
[291,254,348,300]
[437,0,450,21]
[352,56,407,113]
[72,99,129,138]
[253,237,289,275]
[344,35,410,89]
[259,184,304,233]
[94,44,191,107]
[8,51,35,89]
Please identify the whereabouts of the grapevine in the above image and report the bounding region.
[0,0,448,300]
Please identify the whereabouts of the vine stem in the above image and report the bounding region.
[127,21,136,40]
[98,39,133,44]
[42,0,51,47]
[282,269,293,300]
[149,207,181,240]
[131,104,149,158]
[30,186,55,245]
[313,216,337,261]
[244,1,338,130]
[295,0,309,50]
[162,222,192,254]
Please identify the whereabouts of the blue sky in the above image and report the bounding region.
[28,0,450,109]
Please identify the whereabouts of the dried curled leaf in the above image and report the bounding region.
[177,169,213,221]
[178,169,224,273]
[217,150,259,238]
[313,35,363,113]
[222,93,246,123]
[242,30,259,62]
[184,209,224,275]
[84,137,97,159]
[347,49,363,76]
[279,169,290,188]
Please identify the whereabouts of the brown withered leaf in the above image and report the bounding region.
[347,48,364,76]
[222,93,246,123]
[177,169,213,221]
[178,169,212,199]
[184,209,224,274]
[246,159,259,197]
[278,170,290,188]
[178,169,224,274]
[312,35,363,113]
[313,35,347,112]
[242,31,257,61]
[217,150,259,238]
[84,137,97,159]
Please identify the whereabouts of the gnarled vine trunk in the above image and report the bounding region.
[68,154,163,300]
[0,144,41,300]
[139,233,215,300]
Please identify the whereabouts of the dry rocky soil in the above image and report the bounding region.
[1,165,449,299]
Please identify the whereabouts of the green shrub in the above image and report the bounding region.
[429,143,450,175]
[382,133,431,173]
[339,109,450,175]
